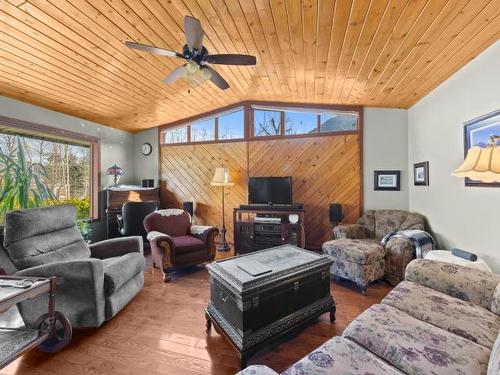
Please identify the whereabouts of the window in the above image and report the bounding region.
[218,109,244,140]
[320,112,358,132]
[191,118,215,142]
[159,103,361,145]
[285,111,317,135]
[164,126,188,144]
[0,119,99,225]
[254,109,281,137]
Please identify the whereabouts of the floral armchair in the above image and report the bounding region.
[143,209,218,282]
[326,210,425,288]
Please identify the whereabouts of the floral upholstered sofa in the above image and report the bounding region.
[323,209,425,292]
[237,259,500,375]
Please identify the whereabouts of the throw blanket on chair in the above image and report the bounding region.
[381,230,437,258]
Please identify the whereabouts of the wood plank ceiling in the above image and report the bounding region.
[0,0,499,132]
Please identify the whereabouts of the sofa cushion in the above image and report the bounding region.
[382,281,500,348]
[103,253,145,296]
[172,235,205,255]
[406,259,500,311]
[3,205,90,269]
[282,336,403,375]
[343,304,491,375]
[323,239,385,264]
[487,333,500,375]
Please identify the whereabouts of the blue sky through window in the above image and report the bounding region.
[218,109,244,140]
[285,111,317,135]
[191,118,215,142]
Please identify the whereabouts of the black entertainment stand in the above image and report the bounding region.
[233,206,305,254]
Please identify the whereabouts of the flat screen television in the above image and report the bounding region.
[248,177,292,205]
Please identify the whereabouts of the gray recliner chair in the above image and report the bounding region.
[1,204,145,328]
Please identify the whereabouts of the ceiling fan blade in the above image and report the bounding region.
[163,65,187,84]
[203,66,229,90]
[125,41,181,58]
[184,16,204,52]
[205,54,256,66]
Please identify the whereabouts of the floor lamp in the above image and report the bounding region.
[211,167,233,252]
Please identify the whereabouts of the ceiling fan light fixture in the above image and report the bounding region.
[185,60,199,74]
[200,67,212,80]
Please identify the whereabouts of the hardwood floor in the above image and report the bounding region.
[1,263,391,375]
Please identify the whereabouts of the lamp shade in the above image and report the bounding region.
[106,164,124,176]
[453,145,500,182]
[211,167,233,187]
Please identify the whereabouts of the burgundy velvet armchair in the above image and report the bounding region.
[143,209,219,281]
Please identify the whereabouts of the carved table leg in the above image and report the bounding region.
[330,305,336,323]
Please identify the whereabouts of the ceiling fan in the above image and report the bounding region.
[125,15,256,90]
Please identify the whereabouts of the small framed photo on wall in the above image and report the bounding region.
[374,170,400,191]
[414,162,429,186]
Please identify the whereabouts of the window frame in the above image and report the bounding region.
[159,101,362,146]
[0,115,100,221]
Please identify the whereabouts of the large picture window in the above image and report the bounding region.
[0,117,99,224]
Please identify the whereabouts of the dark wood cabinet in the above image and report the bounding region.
[105,187,159,238]
[233,208,305,254]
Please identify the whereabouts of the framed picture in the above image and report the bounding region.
[414,162,429,186]
[464,109,500,187]
[374,170,400,191]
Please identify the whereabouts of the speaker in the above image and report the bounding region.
[182,201,194,217]
[141,179,154,188]
[329,203,342,223]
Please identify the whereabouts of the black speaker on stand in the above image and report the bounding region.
[329,203,343,226]
[183,201,194,223]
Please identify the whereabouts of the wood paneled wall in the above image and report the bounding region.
[160,134,361,249]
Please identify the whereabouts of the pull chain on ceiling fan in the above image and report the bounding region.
[125,15,256,90]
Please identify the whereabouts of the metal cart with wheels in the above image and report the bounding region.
[0,275,72,369]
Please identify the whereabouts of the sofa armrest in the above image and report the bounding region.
[147,231,176,277]
[90,236,144,259]
[333,224,366,239]
[405,259,500,311]
[15,259,106,328]
[146,231,173,247]
[384,237,416,286]
[235,365,279,375]
[189,225,219,260]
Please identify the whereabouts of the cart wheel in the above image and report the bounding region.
[35,311,72,353]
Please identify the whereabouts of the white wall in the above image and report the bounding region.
[408,40,500,272]
[0,96,135,188]
[133,128,159,185]
[363,108,409,211]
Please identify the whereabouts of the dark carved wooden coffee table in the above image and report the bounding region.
[205,245,335,368]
